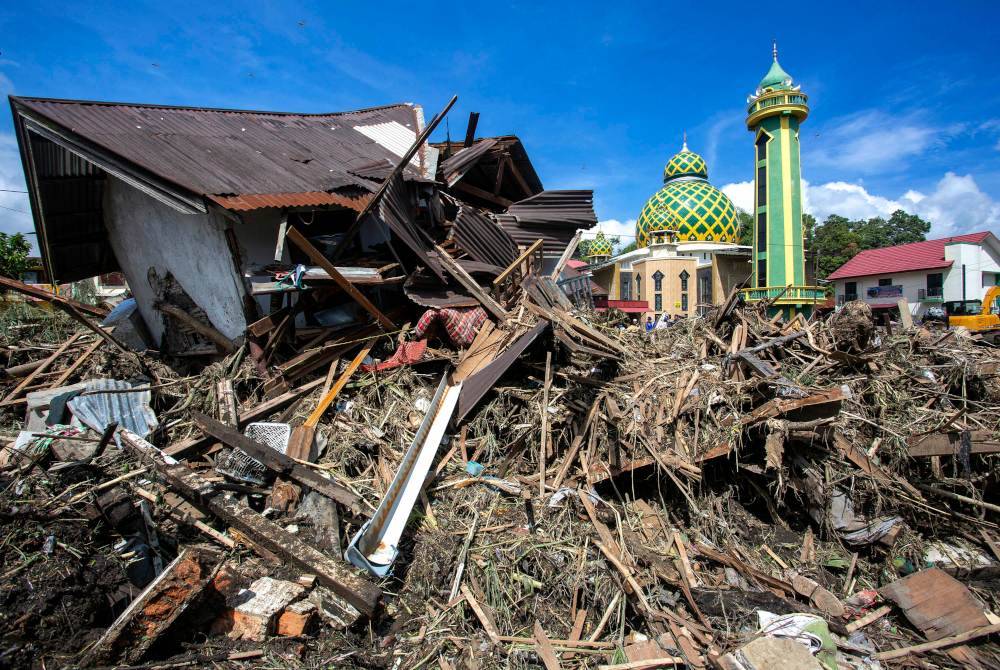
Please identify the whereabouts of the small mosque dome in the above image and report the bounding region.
[636,141,738,248]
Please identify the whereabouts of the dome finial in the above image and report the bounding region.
[682,131,688,152]
[772,39,778,61]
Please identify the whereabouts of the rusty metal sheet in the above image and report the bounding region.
[207,191,369,212]
[13,96,424,201]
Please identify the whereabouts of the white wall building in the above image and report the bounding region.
[827,232,1000,318]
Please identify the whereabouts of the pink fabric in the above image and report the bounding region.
[413,307,488,347]
[362,339,428,372]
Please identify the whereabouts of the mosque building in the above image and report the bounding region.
[587,46,823,320]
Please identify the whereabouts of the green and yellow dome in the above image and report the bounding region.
[663,149,707,181]
[636,141,738,248]
[588,231,613,259]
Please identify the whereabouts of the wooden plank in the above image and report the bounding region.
[505,154,534,198]
[539,351,552,497]
[550,230,583,281]
[880,568,990,641]
[216,380,238,426]
[874,623,1000,661]
[119,429,381,616]
[157,303,235,354]
[191,412,364,515]
[247,307,290,339]
[163,377,325,457]
[81,548,219,665]
[287,340,374,461]
[48,337,102,389]
[453,181,513,208]
[897,298,914,329]
[533,621,563,670]
[0,274,108,317]
[286,226,396,330]
[0,332,83,405]
[493,238,543,286]
[432,244,508,320]
[908,431,1000,457]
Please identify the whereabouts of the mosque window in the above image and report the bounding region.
[620,272,632,300]
[655,294,662,311]
[635,274,641,295]
[679,269,689,291]
[652,271,664,291]
[757,212,767,251]
[757,259,767,287]
[756,165,766,206]
[756,132,768,161]
[681,293,688,311]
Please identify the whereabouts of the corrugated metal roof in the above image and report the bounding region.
[495,191,597,255]
[353,121,421,167]
[207,191,369,212]
[826,232,994,280]
[433,136,544,203]
[503,190,598,228]
[12,96,425,208]
[67,378,158,448]
[439,138,498,186]
[452,204,518,268]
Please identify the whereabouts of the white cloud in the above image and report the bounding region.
[808,110,947,174]
[721,181,753,213]
[594,218,637,250]
[721,172,1000,239]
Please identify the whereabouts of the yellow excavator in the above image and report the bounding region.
[946,285,1000,342]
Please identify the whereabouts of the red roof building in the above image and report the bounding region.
[826,231,1000,318]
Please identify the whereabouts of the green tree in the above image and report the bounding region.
[618,240,638,254]
[0,233,31,279]
[736,209,753,247]
[812,215,863,279]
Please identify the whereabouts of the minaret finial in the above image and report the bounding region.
[682,131,688,152]
[772,39,778,61]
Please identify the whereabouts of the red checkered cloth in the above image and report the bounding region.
[361,339,428,372]
[413,307,488,347]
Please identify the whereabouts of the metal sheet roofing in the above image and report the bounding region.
[494,190,597,255]
[452,204,518,268]
[826,232,995,280]
[12,96,426,207]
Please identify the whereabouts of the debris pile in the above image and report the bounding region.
[1,272,998,670]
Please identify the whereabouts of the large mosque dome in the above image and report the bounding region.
[636,142,738,247]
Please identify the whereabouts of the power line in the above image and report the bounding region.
[0,204,29,214]
[0,188,28,193]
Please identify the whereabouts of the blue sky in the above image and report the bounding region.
[2,1,999,249]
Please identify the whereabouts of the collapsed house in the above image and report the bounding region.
[2,94,999,670]
[9,96,596,352]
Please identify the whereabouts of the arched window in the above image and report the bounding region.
[635,274,642,295]
[652,270,664,291]
[679,269,689,292]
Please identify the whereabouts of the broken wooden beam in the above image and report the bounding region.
[191,412,365,516]
[907,430,1000,457]
[81,547,220,665]
[157,302,236,354]
[0,274,108,318]
[286,226,396,330]
[163,377,325,457]
[432,243,508,320]
[119,429,381,616]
